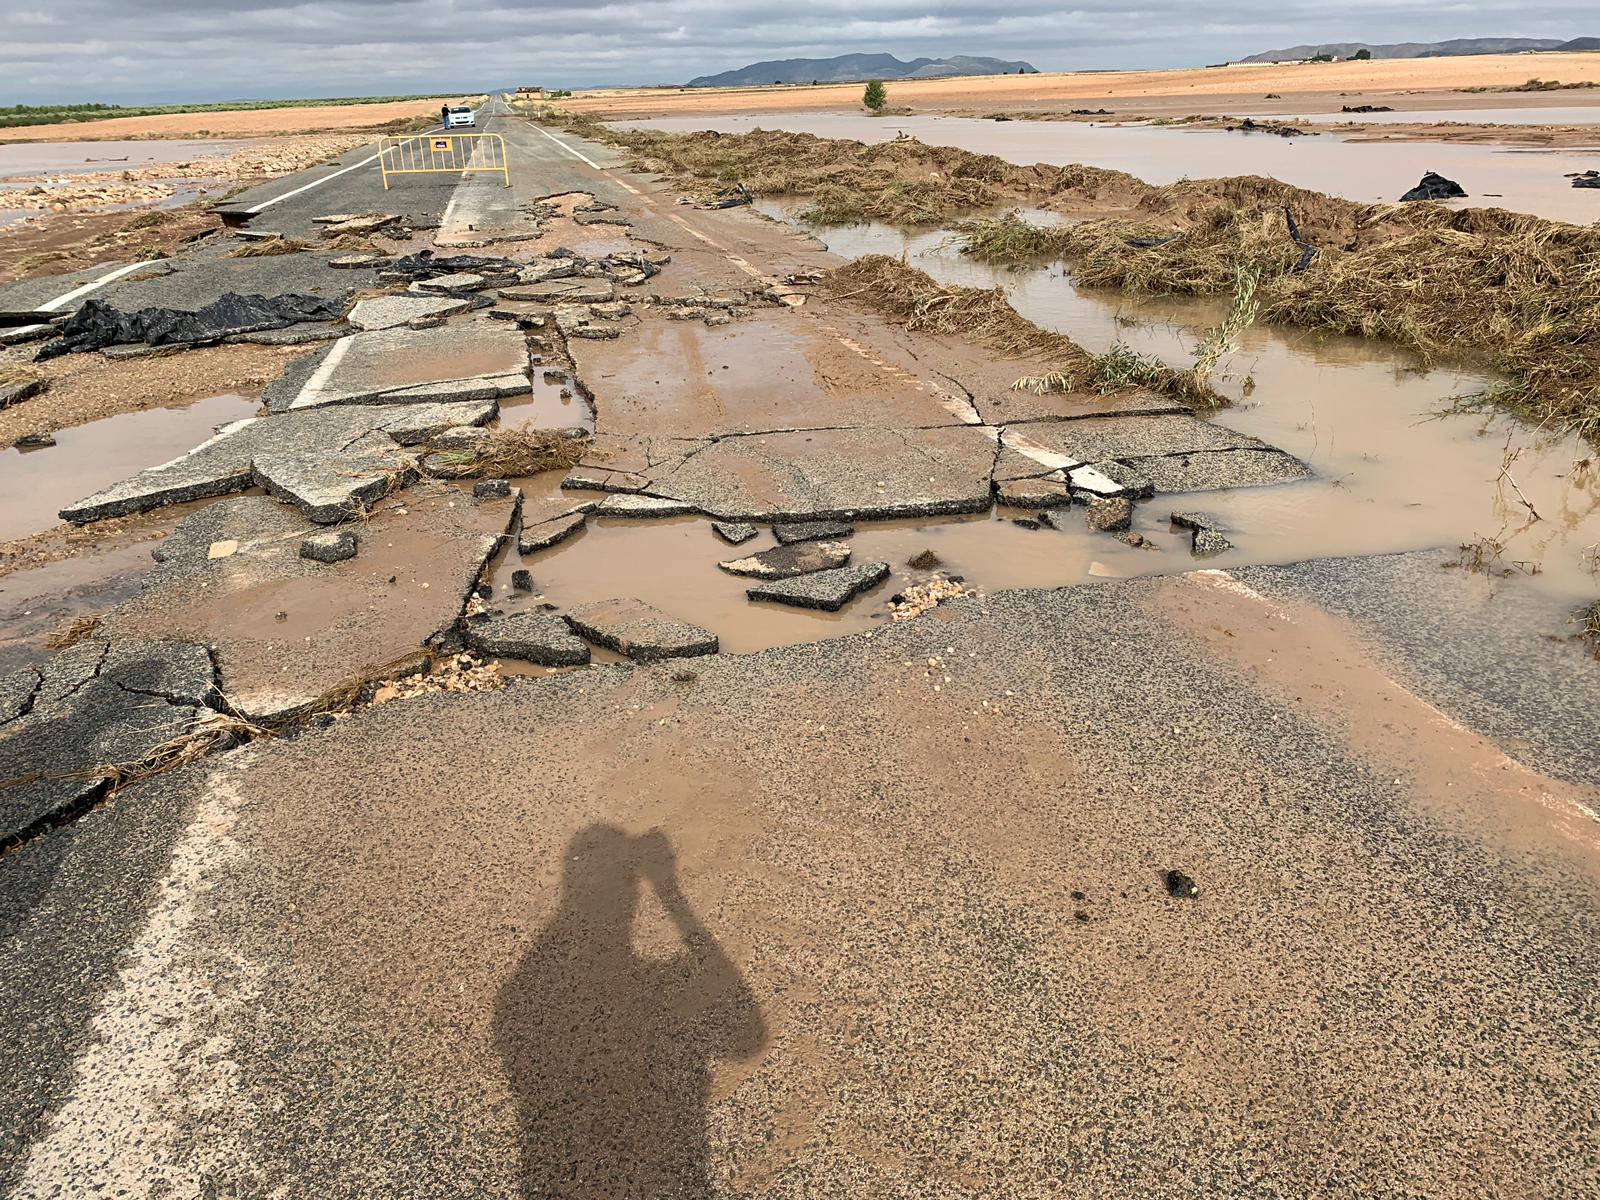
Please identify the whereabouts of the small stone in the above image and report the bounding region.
[1084,497,1133,532]
[511,569,534,592]
[1191,528,1233,558]
[907,549,942,570]
[1165,870,1200,899]
[14,431,56,449]
[712,521,759,545]
[300,530,358,563]
[474,479,511,498]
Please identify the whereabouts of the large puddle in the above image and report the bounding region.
[0,394,260,543]
[0,139,265,179]
[623,113,1600,225]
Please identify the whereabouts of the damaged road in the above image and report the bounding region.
[1,92,1598,1199]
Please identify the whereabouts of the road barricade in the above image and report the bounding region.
[377,132,510,190]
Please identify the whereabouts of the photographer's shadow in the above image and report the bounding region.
[494,824,766,1197]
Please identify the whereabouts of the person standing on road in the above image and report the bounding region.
[440,103,450,129]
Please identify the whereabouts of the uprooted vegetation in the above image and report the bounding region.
[960,185,1600,444]
[825,255,1222,404]
[422,428,587,478]
[551,115,1600,443]
[565,119,1144,226]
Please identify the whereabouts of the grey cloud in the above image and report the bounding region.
[2,1,1595,103]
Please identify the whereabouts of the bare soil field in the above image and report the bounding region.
[568,52,1600,122]
[0,98,463,143]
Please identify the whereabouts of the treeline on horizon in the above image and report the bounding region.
[0,94,459,129]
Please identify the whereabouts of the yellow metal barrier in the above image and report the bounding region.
[377,132,510,190]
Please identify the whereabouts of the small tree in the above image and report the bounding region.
[863,80,888,112]
[1352,48,1372,61]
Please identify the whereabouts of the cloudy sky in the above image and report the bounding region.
[5,0,1597,104]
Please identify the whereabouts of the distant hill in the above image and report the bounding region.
[1556,37,1600,51]
[687,53,1037,88]
[1241,38,1568,63]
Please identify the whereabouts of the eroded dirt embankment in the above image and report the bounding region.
[583,118,1600,447]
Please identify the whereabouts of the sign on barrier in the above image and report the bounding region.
[378,132,510,190]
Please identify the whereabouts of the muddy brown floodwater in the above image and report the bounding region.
[0,393,259,543]
[760,202,1600,606]
[626,113,1600,225]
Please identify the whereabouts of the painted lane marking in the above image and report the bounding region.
[2,259,160,340]
[529,126,642,194]
[244,126,446,213]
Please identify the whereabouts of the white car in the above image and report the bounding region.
[445,106,476,128]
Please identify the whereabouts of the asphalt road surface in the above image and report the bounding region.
[1,97,1597,1199]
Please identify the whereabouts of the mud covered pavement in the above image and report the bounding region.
[2,96,1599,1196]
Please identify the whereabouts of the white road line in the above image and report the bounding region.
[530,124,603,169]
[243,127,444,213]
[1,259,159,340]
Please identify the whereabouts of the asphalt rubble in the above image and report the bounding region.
[0,166,1314,849]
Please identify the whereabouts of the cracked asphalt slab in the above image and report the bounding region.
[3,574,1596,1196]
[3,100,1600,1196]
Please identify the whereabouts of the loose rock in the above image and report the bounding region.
[299,529,358,563]
[713,521,759,545]
[1165,870,1200,899]
[1085,497,1134,533]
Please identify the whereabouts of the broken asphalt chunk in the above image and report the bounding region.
[594,494,697,518]
[253,445,415,524]
[996,476,1072,508]
[300,530,359,563]
[1171,511,1233,557]
[747,562,891,612]
[718,540,851,580]
[465,611,591,666]
[773,520,854,545]
[564,599,718,663]
[346,295,470,332]
[1084,497,1134,532]
[519,511,587,554]
[712,521,759,545]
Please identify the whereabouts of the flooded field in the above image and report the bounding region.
[0,393,259,543]
[753,201,1600,604]
[624,113,1600,225]
[0,139,266,179]
[1263,105,1600,126]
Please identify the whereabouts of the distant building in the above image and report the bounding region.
[514,86,544,98]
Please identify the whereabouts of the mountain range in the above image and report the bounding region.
[1242,37,1597,63]
[687,54,1037,88]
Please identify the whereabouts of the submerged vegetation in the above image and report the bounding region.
[552,115,1600,444]
[826,256,1221,405]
